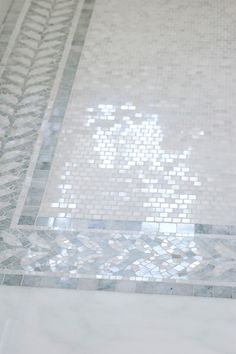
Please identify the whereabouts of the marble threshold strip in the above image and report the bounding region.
[0,272,236,299]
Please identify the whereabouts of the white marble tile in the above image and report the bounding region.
[0,286,235,354]
[38,0,236,225]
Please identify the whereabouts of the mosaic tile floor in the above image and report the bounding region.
[0,0,236,298]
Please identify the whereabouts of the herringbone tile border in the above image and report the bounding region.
[0,0,82,229]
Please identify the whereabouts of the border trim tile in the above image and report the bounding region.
[17,0,96,226]
[0,273,235,299]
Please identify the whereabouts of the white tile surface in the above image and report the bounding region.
[0,286,235,354]
[39,0,236,225]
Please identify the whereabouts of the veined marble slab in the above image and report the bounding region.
[0,286,235,354]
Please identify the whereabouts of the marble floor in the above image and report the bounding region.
[0,0,236,298]
[0,286,236,354]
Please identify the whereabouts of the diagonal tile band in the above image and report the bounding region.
[14,0,96,227]
[0,0,94,230]
[0,0,23,64]
[0,228,236,298]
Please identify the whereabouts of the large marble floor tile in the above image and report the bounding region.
[0,286,235,354]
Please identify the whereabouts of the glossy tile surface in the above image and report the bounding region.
[0,0,236,297]
[39,0,236,225]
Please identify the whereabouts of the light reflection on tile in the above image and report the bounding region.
[38,0,236,226]
[1,229,236,286]
[40,104,200,223]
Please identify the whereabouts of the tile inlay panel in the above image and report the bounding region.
[21,0,236,226]
[0,0,236,298]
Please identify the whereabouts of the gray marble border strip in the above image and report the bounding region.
[17,215,236,237]
[194,224,236,236]
[9,0,87,229]
[18,0,96,225]
[1,0,83,230]
[0,273,235,299]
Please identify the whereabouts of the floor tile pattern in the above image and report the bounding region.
[0,0,23,62]
[0,0,80,229]
[38,0,236,225]
[1,229,236,284]
[15,0,96,226]
[0,0,236,298]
